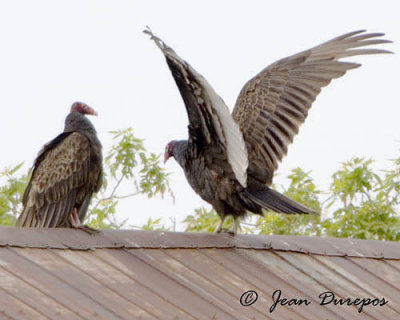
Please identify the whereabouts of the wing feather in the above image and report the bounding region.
[43,203,56,228]
[16,132,97,227]
[232,30,391,184]
[145,28,248,187]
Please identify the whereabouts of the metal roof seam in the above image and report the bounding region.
[9,247,124,320]
[0,270,53,320]
[124,248,241,320]
[93,249,196,320]
[199,248,307,320]
[0,310,16,320]
[48,249,161,320]
[311,255,397,319]
[94,249,199,320]
[384,260,400,273]
[172,249,265,318]
[1,248,82,320]
[273,251,350,320]
[155,249,253,316]
[346,257,400,296]
[236,249,346,320]
[2,228,400,259]
[291,252,384,319]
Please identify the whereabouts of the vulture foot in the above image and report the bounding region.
[218,228,235,235]
[70,208,100,235]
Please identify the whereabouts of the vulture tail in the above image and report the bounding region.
[245,186,319,215]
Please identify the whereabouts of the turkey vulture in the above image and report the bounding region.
[16,102,103,232]
[145,28,391,234]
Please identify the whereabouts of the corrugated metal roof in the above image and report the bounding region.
[0,227,399,320]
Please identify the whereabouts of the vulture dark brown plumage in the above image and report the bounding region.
[16,102,103,231]
[145,28,391,234]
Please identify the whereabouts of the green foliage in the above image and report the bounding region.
[0,163,29,226]
[106,128,145,179]
[184,158,400,240]
[326,158,400,241]
[184,207,233,233]
[135,217,169,231]
[86,128,173,228]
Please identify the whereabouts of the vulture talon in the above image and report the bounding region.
[69,208,100,235]
[218,228,235,235]
[79,225,101,235]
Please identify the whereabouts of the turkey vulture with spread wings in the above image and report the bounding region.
[145,28,391,234]
[16,102,103,232]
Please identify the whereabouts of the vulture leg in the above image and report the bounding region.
[214,215,226,233]
[69,208,100,235]
[229,217,241,235]
[214,215,241,235]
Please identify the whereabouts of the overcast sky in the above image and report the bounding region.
[0,1,399,229]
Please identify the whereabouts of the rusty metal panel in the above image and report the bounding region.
[203,248,332,320]
[0,247,118,320]
[58,249,185,320]
[0,228,399,319]
[134,248,269,320]
[348,258,400,297]
[104,248,235,320]
[15,248,155,320]
[0,283,49,320]
[0,310,16,320]
[277,251,397,319]
[315,255,400,315]
[93,249,198,320]
[242,249,349,320]
[0,248,82,319]
[385,260,400,272]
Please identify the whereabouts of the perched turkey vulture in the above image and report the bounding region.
[16,102,103,232]
[145,28,391,234]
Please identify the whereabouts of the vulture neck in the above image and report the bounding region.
[64,112,97,137]
[172,140,189,168]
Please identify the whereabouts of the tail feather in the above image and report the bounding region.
[16,207,34,227]
[245,186,319,215]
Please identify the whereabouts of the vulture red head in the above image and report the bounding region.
[164,141,176,163]
[71,101,98,116]
[164,140,188,164]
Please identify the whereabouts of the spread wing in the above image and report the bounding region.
[17,132,101,228]
[145,28,248,187]
[232,30,391,185]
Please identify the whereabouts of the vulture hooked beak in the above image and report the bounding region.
[164,144,172,163]
[86,106,98,117]
[164,150,171,163]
